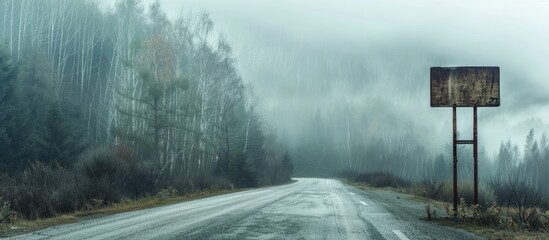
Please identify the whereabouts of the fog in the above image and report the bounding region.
[3,0,549,230]
[100,0,549,175]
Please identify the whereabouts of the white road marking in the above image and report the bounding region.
[350,192,355,195]
[359,201,368,206]
[393,230,410,240]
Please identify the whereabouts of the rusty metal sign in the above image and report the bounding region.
[430,67,500,107]
[430,65,501,214]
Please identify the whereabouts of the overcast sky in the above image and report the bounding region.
[103,0,549,156]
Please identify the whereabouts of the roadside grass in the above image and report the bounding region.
[434,219,549,240]
[0,179,299,237]
[343,177,549,240]
[418,195,549,239]
[0,188,244,237]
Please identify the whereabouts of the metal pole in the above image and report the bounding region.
[473,106,478,206]
[453,105,458,216]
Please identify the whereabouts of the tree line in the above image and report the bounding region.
[0,0,292,220]
[493,129,549,193]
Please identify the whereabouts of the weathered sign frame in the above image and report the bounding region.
[430,66,500,215]
[431,67,500,107]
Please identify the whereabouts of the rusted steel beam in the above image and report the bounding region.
[453,105,458,216]
[473,106,479,206]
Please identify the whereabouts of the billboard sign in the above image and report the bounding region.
[430,67,500,107]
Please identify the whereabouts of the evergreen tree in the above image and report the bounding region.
[524,129,535,164]
[496,141,511,181]
[230,153,257,188]
[36,102,87,167]
[433,153,448,180]
[115,68,187,164]
[281,151,294,179]
[523,129,536,185]
[0,48,19,171]
[12,50,58,163]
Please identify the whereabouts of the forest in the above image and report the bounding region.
[1,0,548,231]
[0,0,292,220]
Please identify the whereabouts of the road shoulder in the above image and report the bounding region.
[344,182,485,240]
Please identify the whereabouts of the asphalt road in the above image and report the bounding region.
[10,178,483,240]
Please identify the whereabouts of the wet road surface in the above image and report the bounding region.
[10,178,483,240]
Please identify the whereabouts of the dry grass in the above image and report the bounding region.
[0,188,243,237]
[413,190,549,239]
[345,180,393,192]
[434,219,549,240]
[345,180,549,240]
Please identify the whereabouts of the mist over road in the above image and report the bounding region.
[12,179,481,240]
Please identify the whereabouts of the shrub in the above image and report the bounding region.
[425,204,437,221]
[231,166,258,188]
[76,149,156,203]
[123,162,156,197]
[156,186,179,199]
[480,202,502,226]
[354,172,411,188]
[490,178,549,229]
[77,151,127,203]
[417,180,494,209]
[339,169,359,182]
[419,178,447,201]
[192,174,233,191]
[0,162,82,219]
[491,179,548,209]
[156,173,193,194]
[451,198,503,226]
[0,197,11,224]
[457,182,495,208]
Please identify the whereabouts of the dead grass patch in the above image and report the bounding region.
[0,188,243,237]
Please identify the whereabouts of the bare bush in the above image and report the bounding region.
[0,197,11,224]
[191,174,233,191]
[420,178,447,201]
[77,151,127,203]
[156,186,179,199]
[0,162,83,219]
[418,180,494,210]
[490,177,548,229]
[339,169,359,182]
[354,172,411,188]
[481,202,503,226]
[77,149,156,203]
[425,204,437,221]
[458,183,495,209]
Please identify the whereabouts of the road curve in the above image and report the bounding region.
[10,178,482,240]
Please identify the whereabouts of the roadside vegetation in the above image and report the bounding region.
[0,0,294,235]
[0,181,243,236]
[0,147,293,235]
[341,170,549,239]
[339,126,549,239]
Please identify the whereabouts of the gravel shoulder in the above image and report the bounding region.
[349,184,484,240]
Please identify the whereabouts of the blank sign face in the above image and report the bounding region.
[430,67,500,107]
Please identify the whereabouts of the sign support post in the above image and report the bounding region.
[473,105,478,206]
[430,66,500,216]
[452,105,458,215]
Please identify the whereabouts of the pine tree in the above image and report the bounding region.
[230,153,257,188]
[433,153,448,180]
[37,102,87,167]
[0,48,19,171]
[282,151,294,178]
[11,50,58,164]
